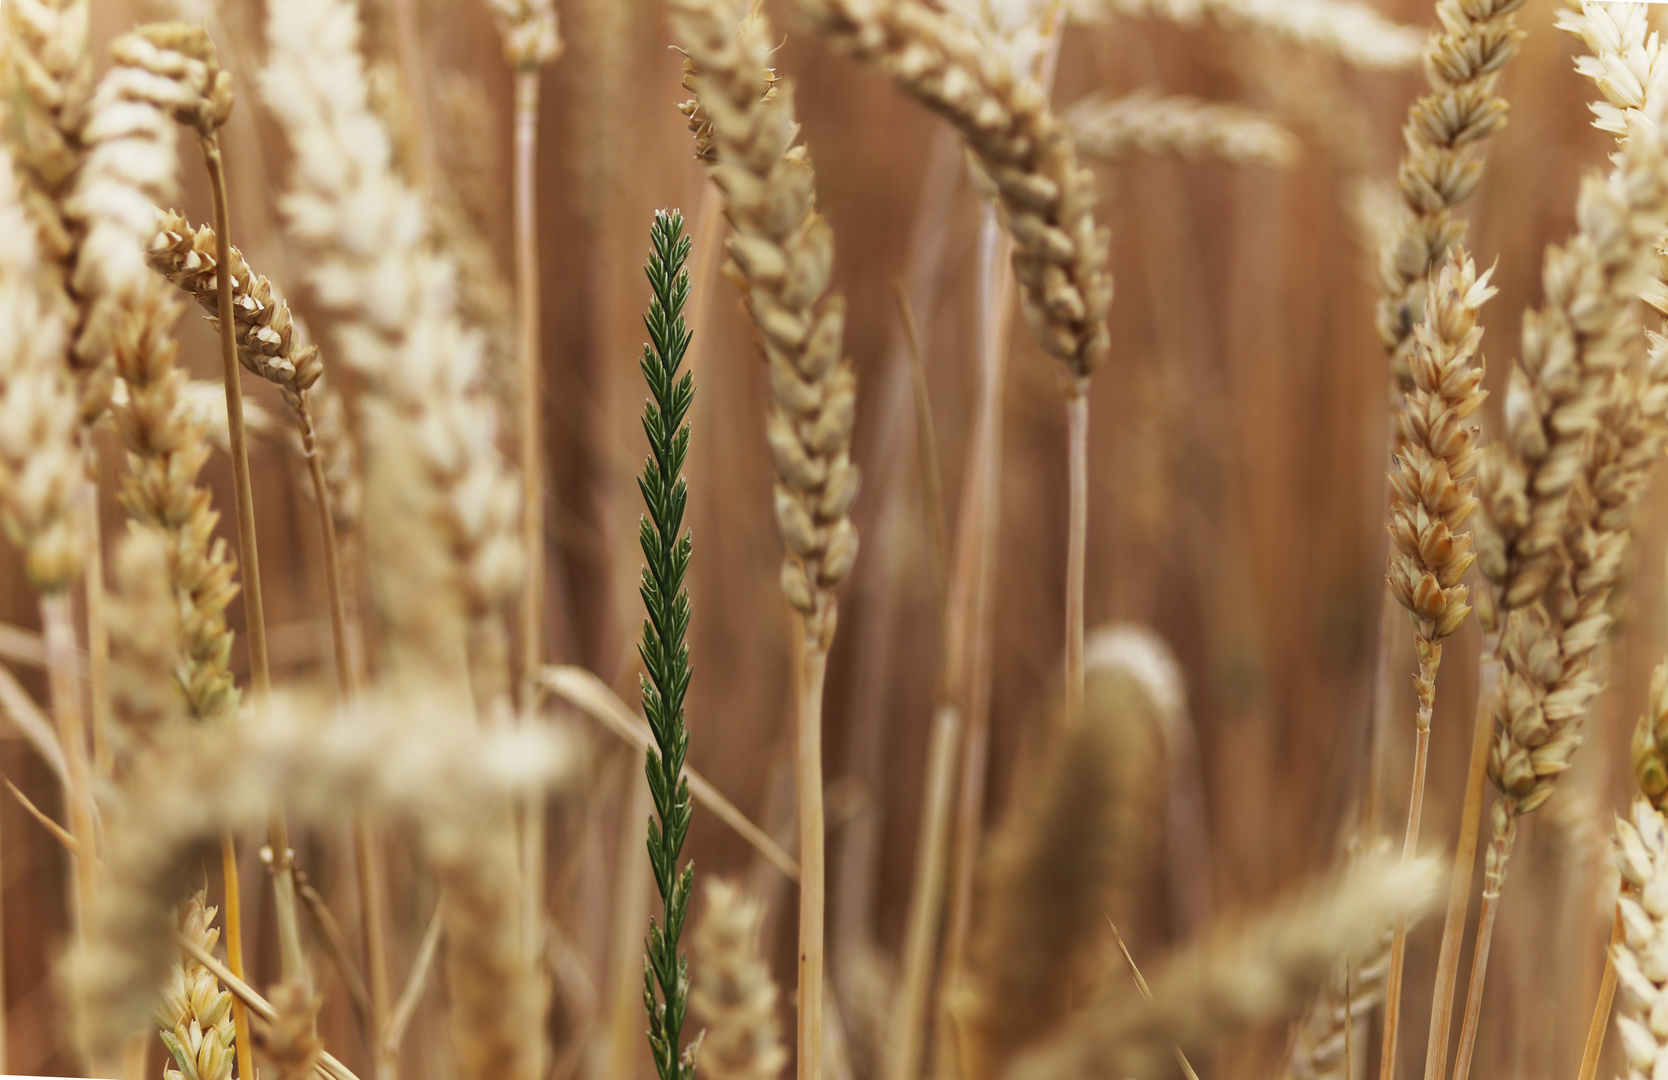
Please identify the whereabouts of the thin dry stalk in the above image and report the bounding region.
[1374,0,1525,387]
[1422,657,1498,1080]
[42,593,96,936]
[1575,906,1623,1080]
[1377,252,1493,1080]
[886,705,959,1080]
[692,880,789,1080]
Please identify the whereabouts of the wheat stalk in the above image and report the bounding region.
[692,880,789,1080]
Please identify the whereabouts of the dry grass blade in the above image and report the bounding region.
[540,665,800,881]
[0,662,69,785]
[5,775,80,855]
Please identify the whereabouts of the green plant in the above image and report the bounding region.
[638,208,698,1080]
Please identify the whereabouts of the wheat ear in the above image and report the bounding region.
[1376,250,1493,1080]
[1003,854,1442,1080]
[1452,8,1668,1076]
[1375,0,1525,388]
[692,880,789,1080]
[1098,0,1424,69]
[262,0,523,691]
[67,689,572,1067]
[1607,799,1668,1080]
[158,892,236,1080]
[1066,89,1297,169]
[672,6,860,1074]
[961,651,1166,1080]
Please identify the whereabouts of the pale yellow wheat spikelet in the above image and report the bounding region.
[1376,0,1525,387]
[672,0,860,645]
[1093,0,1424,70]
[110,287,241,724]
[1003,854,1442,1080]
[485,0,563,69]
[795,0,1113,385]
[1066,89,1297,169]
[692,880,789,1080]
[157,892,236,1080]
[1610,799,1668,1080]
[66,689,572,1064]
[0,141,88,590]
[261,0,522,683]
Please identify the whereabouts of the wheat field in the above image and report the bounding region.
[0,2,1660,1080]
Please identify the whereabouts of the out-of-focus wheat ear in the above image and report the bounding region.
[262,0,522,694]
[1067,89,1298,169]
[961,652,1166,1080]
[1094,0,1425,70]
[692,880,789,1080]
[106,526,181,759]
[1375,0,1525,388]
[1003,853,1442,1080]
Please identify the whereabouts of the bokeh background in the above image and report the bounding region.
[0,1,1655,1078]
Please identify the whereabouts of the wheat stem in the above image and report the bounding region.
[1450,805,1515,1080]
[201,133,308,990]
[1064,389,1089,721]
[514,67,543,703]
[940,209,1014,1036]
[797,644,829,1080]
[1379,644,1438,1080]
[889,704,961,1080]
[355,815,394,1080]
[1575,904,1622,1080]
[42,593,94,941]
[84,494,111,781]
[221,832,256,1080]
[1422,652,1497,1080]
